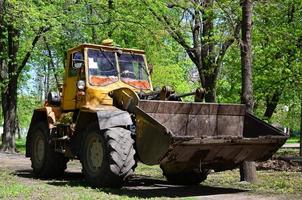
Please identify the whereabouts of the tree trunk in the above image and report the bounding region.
[240,161,256,182]
[86,3,98,43]
[0,1,49,151]
[16,115,21,140]
[204,73,217,102]
[107,0,114,38]
[1,21,19,152]
[1,80,17,152]
[264,90,282,120]
[0,0,4,144]
[0,0,4,68]
[300,95,302,157]
[240,0,257,183]
[201,0,216,103]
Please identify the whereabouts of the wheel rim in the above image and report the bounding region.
[33,131,45,168]
[86,133,104,174]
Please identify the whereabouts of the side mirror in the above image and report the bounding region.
[73,60,84,69]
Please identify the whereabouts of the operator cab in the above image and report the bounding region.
[61,41,152,110]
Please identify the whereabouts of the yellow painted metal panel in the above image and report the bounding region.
[62,76,78,110]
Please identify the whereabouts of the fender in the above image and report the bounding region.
[26,107,61,157]
[71,106,133,158]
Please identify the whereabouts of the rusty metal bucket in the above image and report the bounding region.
[135,100,287,173]
[110,88,288,173]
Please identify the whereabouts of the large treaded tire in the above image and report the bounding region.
[81,125,136,188]
[162,168,209,185]
[30,122,68,178]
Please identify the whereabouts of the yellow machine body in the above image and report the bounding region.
[61,43,152,111]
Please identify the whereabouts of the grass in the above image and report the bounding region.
[0,171,31,199]
[0,164,302,199]
[0,165,168,200]
[0,138,299,199]
[0,137,26,154]
[16,138,26,154]
[204,169,302,196]
[275,148,300,157]
[286,135,300,144]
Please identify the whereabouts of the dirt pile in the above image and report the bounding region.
[256,156,302,172]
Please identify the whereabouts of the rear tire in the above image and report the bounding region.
[30,122,68,178]
[81,125,136,188]
[162,168,209,185]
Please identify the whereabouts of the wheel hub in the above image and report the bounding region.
[33,133,45,167]
[87,134,103,173]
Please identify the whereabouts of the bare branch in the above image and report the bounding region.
[15,26,50,78]
[142,0,191,50]
[216,0,237,28]
[43,36,60,90]
[216,20,241,66]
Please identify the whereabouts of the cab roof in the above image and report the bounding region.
[68,43,145,54]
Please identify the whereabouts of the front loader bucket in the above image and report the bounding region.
[135,101,287,173]
[110,88,288,173]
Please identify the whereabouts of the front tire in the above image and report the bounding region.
[30,122,68,178]
[81,125,136,188]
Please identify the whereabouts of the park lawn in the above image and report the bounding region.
[0,138,299,199]
[16,138,26,154]
[204,170,302,195]
[0,138,26,154]
[0,164,302,200]
[286,135,300,144]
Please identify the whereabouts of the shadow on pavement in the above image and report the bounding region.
[13,170,246,198]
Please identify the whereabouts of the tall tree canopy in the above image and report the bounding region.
[142,0,241,102]
[0,0,301,159]
[0,0,64,152]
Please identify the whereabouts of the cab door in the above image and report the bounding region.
[62,51,83,111]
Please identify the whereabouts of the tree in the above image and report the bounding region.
[0,0,5,143]
[300,95,302,157]
[0,0,60,152]
[143,0,240,102]
[239,0,257,183]
[253,1,302,122]
[220,0,302,130]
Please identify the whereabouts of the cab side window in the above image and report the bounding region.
[69,51,84,77]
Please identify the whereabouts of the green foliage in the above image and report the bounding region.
[217,45,241,103]
[152,62,194,94]
[17,95,43,128]
[216,0,302,130]
[252,0,302,122]
[1,0,301,135]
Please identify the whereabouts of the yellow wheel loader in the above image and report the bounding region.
[26,41,288,188]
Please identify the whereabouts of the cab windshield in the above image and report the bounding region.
[87,48,150,89]
[119,53,150,89]
[88,49,118,86]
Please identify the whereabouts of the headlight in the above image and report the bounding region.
[77,80,85,90]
